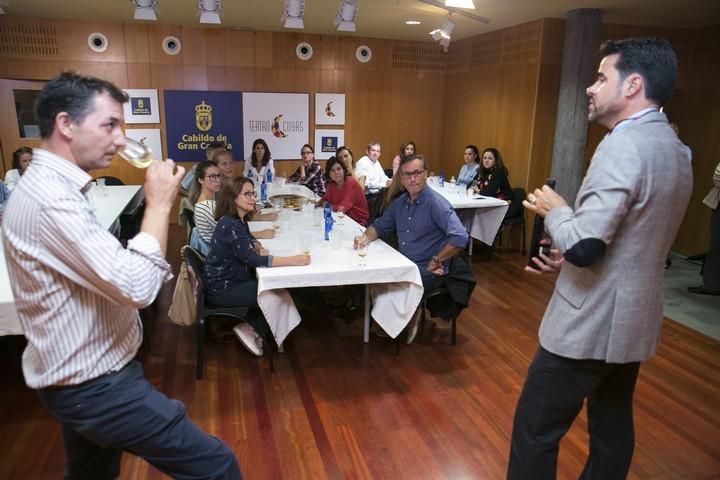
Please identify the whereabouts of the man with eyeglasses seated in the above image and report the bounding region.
[354,154,469,344]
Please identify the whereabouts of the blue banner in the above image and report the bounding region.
[164,90,243,162]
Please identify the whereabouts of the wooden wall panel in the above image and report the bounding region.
[225,66,257,91]
[388,72,446,169]
[225,31,257,67]
[126,63,152,88]
[123,23,150,64]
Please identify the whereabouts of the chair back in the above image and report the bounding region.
[183,246,206,313]
[182,208,196,243]
[504,187,526,221]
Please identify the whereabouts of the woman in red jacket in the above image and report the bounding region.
[319,156,369,226]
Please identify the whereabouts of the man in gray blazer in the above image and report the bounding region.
[507,38,693,479]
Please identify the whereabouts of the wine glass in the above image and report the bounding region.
[337,206,346,225]
[117,137,155,168]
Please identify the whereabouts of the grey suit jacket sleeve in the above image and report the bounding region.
[545,135,643,254]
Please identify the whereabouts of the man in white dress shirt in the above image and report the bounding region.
[354,141,390,194]
[2,72,241,479]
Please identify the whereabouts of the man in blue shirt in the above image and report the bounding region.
[354,154,468,342]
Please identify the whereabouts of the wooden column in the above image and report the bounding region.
[549,9,601,205]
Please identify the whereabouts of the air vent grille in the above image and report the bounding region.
[392,46,447,72]
[0,24,59,57]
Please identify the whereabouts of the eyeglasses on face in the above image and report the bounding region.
[301,150,313,156]
[241,191,257,199]
[204,174,224,181]
[400,169,426,179]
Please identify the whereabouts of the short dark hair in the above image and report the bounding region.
[12,146,33,171]
[35,71,128,139]
[401,154,428,170]
[301,144,314,154]
[324,155,349,181]
[215,177,255,221]
[599,37,677,106]
[251,138,271,168]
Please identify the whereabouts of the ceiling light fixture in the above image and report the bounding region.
[418,0,489,24]
[430,15,455,52]
[198,0,221,24]
[281,0,305,29]
[405,20,421,25]
[131,0,158,21]
[334,0,359,33]
[445,0,474,9]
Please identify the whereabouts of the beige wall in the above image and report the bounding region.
[0,15,717,253]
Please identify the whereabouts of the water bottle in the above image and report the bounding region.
[266,168,273,184]
[323,202,333,241]
[260,178,267,203]
[439,171,445,188]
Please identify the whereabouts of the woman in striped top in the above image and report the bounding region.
[191,161,223,254]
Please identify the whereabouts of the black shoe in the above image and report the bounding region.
[687,285,720,296]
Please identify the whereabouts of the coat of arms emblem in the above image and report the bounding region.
[195,101,212,131]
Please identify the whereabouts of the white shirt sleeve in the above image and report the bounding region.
[4,169,20,191]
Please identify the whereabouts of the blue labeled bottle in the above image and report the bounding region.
[266,167,273,184]
[323,202,333,241]
[439,171,445,188]
[260,178,267,203]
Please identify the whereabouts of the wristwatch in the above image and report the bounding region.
[432,255,441,263]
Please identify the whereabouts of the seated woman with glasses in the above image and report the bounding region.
[470,147,512,201]
[318,156,369,226]
[190,161,224,255]
[204,177,311,356]
[289,144,326,197]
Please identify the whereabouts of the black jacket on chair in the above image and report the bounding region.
[426,255,476,321]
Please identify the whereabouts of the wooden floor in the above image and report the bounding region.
[1,230,719,479]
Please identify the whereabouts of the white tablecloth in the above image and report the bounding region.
[0,185,142,336]
[428,183,509,245]
[250,212,424,345]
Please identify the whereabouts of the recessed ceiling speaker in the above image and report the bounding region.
[355,45,372,63]
[162,36,182,56]
[87,32,109,53]
[296,42,313,61]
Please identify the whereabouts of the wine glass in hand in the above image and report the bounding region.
[118,137,155,168]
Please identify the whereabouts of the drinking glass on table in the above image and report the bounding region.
[336,206,346,224]
[117,137,155,168]
[356,241,368,266]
